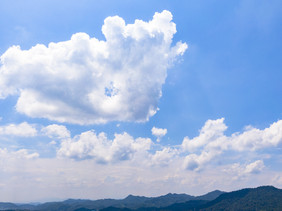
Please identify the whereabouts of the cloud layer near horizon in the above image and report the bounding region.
[1,118,281,172]
[0,10,187,124]
[0,118,281,202]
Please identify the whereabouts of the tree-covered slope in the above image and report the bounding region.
[199,185,282,211]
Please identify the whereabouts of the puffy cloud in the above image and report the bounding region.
[152,127,167,137]
[52,118,282,171]
[41,124,70,139]
[182,118,227,152]
[182,119,282,171]
[151,127,167,142]
[0,122,37,137]
[151,147,177,166]
[0,10,187,124]
[183,150,220,171]
[225,160,265,180]
[57,130,152,163]
[183,154,199,170]
[230,120,282,151]
[244,160,265,174]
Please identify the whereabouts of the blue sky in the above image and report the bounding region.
[0,0,281,202]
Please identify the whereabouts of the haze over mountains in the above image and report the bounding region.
[0,186,281,211]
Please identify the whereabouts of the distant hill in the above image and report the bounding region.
[32,190,223,211]
[135,186,282,211]
[20,190,220,211]
[1,186,281,211]
[100,186,282,211]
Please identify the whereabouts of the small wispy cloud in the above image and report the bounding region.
[151,127,167,142]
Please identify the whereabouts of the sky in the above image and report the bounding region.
[0,0,281,203]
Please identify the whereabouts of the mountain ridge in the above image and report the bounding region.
[0,190,224,210]
[0,186,281,211]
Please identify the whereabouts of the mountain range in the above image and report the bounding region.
[0,186,281,211]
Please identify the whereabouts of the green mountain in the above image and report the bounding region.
[0,190,223,211]
[147,186,282,211]
[101,186,282,211]
[198,185,282,211]
[32,190,222,211]
[1,186,281,211]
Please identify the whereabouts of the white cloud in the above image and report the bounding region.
[13,149,39,159]
[52,118,282,172]
[0,122,37,137]
[152,127,167,137]
[182,118,227,152]
[181,119,282,171]
[151,147,177,166]
[183,153,200,170]
[230,120,282,151]
[244,160,265,174]
[57,130,152,163]
[41,124,70,139]
[151,127,167,142]
[183,150,220,171]
[224,160,265,180]
[0,148,39,160]
[0,10,187,125]
[1,117,276,173]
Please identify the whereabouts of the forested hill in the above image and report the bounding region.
[0,190,223,211]
[1,186,282,211]
[100,186,282,211]
[198,185,282,211]
[99,186,282,211]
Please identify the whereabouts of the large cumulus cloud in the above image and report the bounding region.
[0,10,187,124]
[57,131,152,163]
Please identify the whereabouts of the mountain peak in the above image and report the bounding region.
[124,194,144,199]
